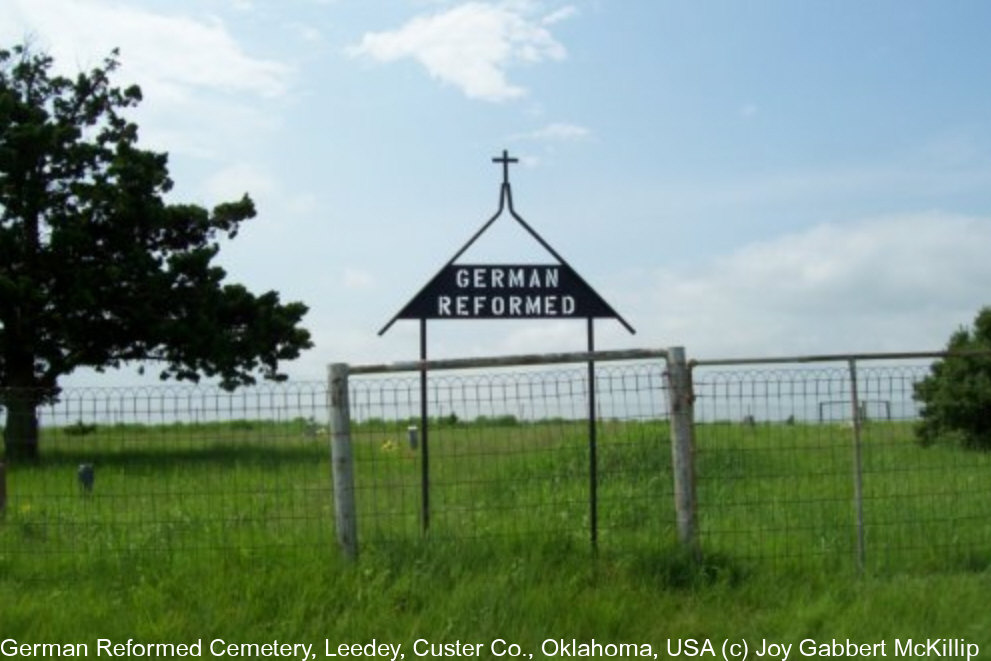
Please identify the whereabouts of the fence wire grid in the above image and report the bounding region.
[2,351,990,575]
[0,383,332,572]
[347,362,672,552]
[692,362,991,572]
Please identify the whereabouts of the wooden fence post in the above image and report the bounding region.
[328,363,358,560]
[666,347,700,560]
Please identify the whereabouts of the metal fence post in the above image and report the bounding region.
[848,358,866,572]
[328,363,358,560]
[666,346,700,560]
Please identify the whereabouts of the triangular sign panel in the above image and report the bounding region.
[380,150,634,336]
[395,263,623,321]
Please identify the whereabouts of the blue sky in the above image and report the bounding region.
[4,0,991,383]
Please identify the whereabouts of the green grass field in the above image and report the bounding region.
[2,417,990,653]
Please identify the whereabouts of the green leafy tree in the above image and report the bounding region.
[0,45,312,461]
[914,307,991,449]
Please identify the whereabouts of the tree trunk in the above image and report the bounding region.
[3,391,40,462]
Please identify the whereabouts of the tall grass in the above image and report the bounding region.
[2,417,990,646]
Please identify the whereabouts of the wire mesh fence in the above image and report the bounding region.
[3,350,990,574]
[346,361,673,554]
[0,382,332,573]
[691,359,991,573]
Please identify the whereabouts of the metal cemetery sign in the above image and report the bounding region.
[381,150,634,335]
[393,263,620,320]
[379,150,633,549]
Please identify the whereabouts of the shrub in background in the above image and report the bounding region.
[914,307,991,449]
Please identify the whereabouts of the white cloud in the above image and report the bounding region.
[512,122,590,141]
[542,6,578,25]
[649,163,991,221]
[1,0,290,99]
[0,0,292,162]
[632,212,991,358]
[348,1,569,102]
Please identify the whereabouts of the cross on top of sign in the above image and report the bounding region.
[380,150,635,336]
[492,149,518,185]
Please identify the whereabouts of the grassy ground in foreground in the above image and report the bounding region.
[2,417,990,650]
[2,541,990,651]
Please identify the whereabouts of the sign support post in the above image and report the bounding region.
[380,151,634,548]
[587,317,598,550]
[419,319,430,534]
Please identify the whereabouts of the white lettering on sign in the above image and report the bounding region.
[437,294,577,317]
[437,266,579,318]
[454,266,560,290]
